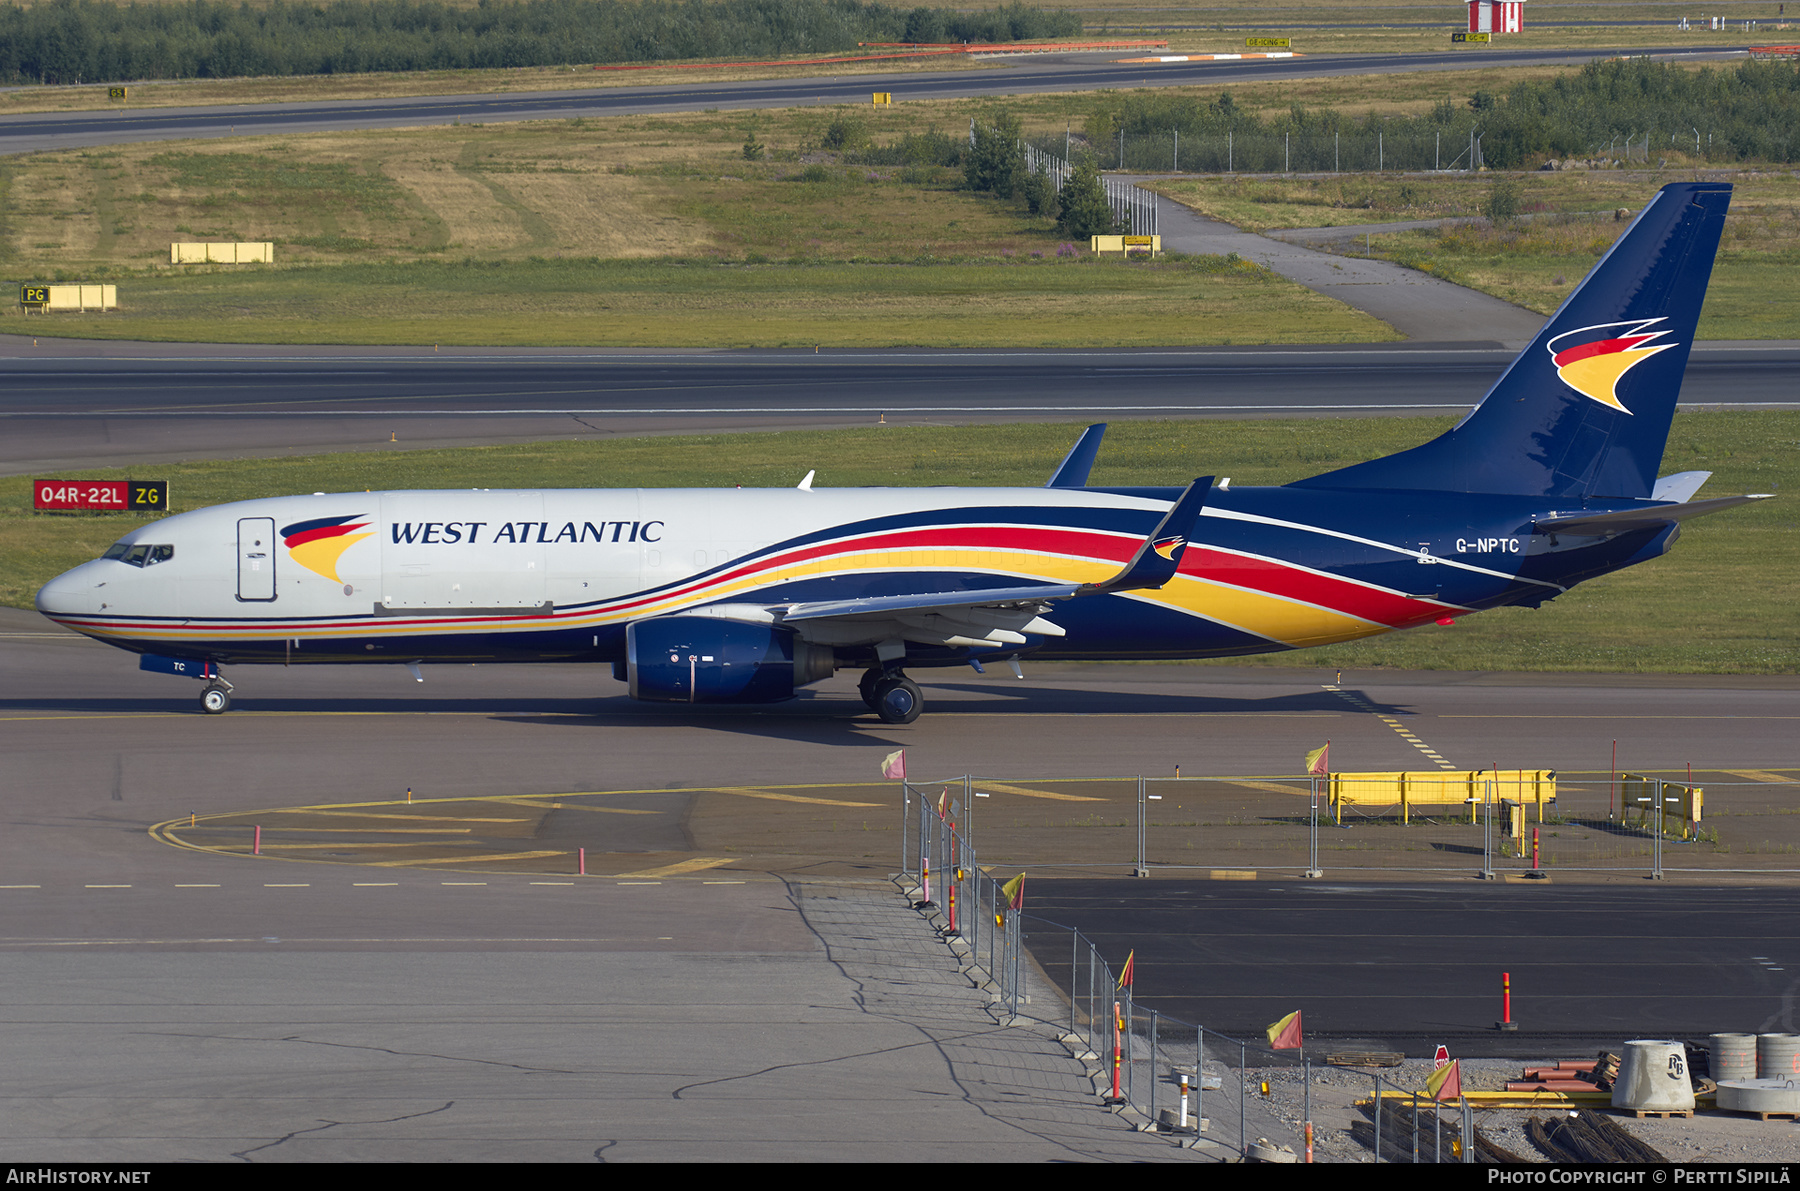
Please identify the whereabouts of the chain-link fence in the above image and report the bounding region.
[900,772,1799,880]
[898,778,1512,1159]
[1028,129,1747,174]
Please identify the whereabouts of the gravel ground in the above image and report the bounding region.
[1234,1056,1800,1164]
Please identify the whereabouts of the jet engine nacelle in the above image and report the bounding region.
[625,615,835,704]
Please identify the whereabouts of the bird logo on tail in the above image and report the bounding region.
[1546,318,1678,415]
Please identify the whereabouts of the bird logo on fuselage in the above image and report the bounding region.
[281,515,372,583]
[1545,318,1677,415]
[1152,534,1186,561]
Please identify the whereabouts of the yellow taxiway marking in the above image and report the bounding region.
[973,782,1104,802]
[1227,780,1313,797]
[268,809,529,823]
[236,842,459,850]
[615,857,735,878]
[506,800,661,815]
[1210,870,1258,881]
[705,787,880,808]
[1724,770,1797,783]
[223,827,476,835]
[371,850,567,867]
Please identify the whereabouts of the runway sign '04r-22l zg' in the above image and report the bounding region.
[36,183,1772,722]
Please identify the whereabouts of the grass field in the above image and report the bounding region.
[1153,170,1800,331]
[6,414,1794,673]
[7,67,1799,345]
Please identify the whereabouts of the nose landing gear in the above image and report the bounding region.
[200,676,234,715]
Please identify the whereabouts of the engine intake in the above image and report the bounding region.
[626,616,834,703]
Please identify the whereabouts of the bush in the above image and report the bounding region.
[1055,158,1123,239]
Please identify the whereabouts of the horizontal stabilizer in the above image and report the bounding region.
[1532,493,1771,536]
[1651,470,1711,503]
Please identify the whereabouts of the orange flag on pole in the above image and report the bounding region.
[1266,1010,1303,1049]
[1118,950,1135,990]
[1001,872,1024,911]
[880,749,906,780]
[1305,743,1330,776]
[1427,1058,1462,1101]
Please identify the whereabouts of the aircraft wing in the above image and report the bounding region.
[770,478,1213,648]
[1532,493,1771,537]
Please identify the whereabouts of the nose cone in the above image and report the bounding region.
[36,559,109,619]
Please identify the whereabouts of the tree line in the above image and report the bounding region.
[0,0,1082,85]
[1080,58,1800,167]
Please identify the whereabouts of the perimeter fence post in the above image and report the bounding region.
[1195,1026,1205,1132]
[1149,1010,1159,1125]
[963,773,974,850]
[1009,908,1021,1019]
[1070,930,1078,1040]
[901,780,913,876]
[1373,1072,1383,1162]
[1239,1038,1247,1158]
[1136,775,1148,876]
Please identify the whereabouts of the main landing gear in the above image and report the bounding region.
[859,667,922,725]
[199,676,234,715]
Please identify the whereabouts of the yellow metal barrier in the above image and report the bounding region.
[1090,235,1162,255]
[872,92,892,105]
[1328,769,1556,827]
[21,284,117,312]
[1619,773,1704,839]
[171,242,273,264]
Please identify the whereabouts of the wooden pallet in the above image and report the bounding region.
[1627,1108,1694,1119]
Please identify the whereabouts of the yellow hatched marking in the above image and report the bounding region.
[615,857,735,878]
[975,782,1105,803]
[1724,770,1797,783]
[706,787,880,807]
[1210,870,1258,881]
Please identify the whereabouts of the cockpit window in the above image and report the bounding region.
[103,542,174,567]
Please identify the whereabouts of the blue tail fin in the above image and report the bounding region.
[1293,182,1731,498]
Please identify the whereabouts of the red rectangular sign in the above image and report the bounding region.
[33,480,167,511]
[35,480,128,511]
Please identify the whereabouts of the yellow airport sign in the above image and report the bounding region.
[1453,32,1491,42]
[1246,38,1291,48]
[872,92,892,105]
[108,86,127,100]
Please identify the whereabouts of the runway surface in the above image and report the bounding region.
[0,46,1748,155]
[4,342,1796,475]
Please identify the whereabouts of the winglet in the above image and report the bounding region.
[1046,423,1107,488]
[1081,477,1212,595]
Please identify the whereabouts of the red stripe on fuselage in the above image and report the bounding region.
[1178,547,1451,626]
